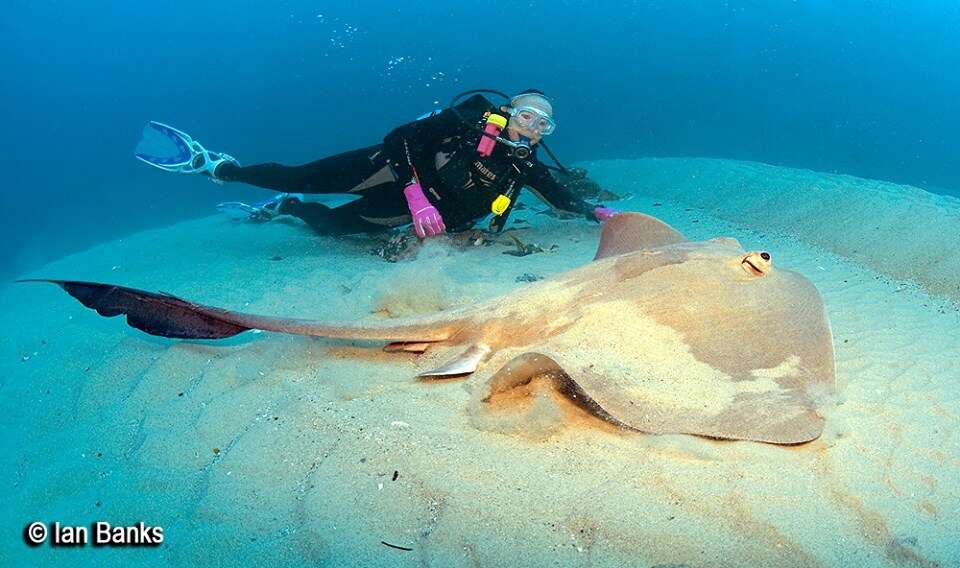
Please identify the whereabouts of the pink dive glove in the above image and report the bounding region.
[593,206,621,222]
[404,182,446,239]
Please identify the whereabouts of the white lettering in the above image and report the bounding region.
[93,521,164,546]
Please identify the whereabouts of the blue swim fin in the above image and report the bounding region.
[215,193,301,221]
[135,121,238,183]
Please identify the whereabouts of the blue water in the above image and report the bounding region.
[0,0,960,280]
[5,3,960,566]
[1,1,958,277]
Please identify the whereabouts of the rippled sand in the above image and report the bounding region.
[3,158,957,567]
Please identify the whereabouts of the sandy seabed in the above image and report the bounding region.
[2,158,958,567]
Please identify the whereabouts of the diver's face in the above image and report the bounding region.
[500,101,553,146]
[505,120,543,145]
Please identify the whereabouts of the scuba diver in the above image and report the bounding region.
[136,89,620,238]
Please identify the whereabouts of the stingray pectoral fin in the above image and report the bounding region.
[419,344,491,378]
[481,353,628,427]
[757,409,824,445]
[20,279,252,339]
[725,390,829,444]
[482,352,564,398]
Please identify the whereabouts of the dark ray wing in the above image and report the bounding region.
[18,280,252,339]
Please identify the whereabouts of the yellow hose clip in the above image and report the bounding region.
[491,194,511,216]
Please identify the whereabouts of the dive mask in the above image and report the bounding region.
[507,105,556,135]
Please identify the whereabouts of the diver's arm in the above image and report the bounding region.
[384,96,490,239]
[524,163,598,220]
[382,94,491,181]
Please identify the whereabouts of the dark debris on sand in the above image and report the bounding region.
[515,273,544,283]
[503,234,559,257]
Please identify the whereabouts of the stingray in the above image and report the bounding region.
[22,213,835,444]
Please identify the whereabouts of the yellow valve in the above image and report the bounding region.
[491,194,511,216]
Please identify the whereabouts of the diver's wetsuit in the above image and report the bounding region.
[216,94,596,235]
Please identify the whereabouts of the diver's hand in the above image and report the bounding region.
[593,206,621,222]
[404,182,446,239]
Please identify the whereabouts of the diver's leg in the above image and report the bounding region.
[281,199,385,235]
[215,145,395,194]
[280,185,413,235]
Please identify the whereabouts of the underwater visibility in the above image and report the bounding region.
[3,2,960,566]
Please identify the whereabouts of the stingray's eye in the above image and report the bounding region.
[740,251,772,277]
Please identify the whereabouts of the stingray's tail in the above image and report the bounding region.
[18,280,460,342]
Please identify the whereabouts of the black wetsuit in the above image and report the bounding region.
[216,94,596,235]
